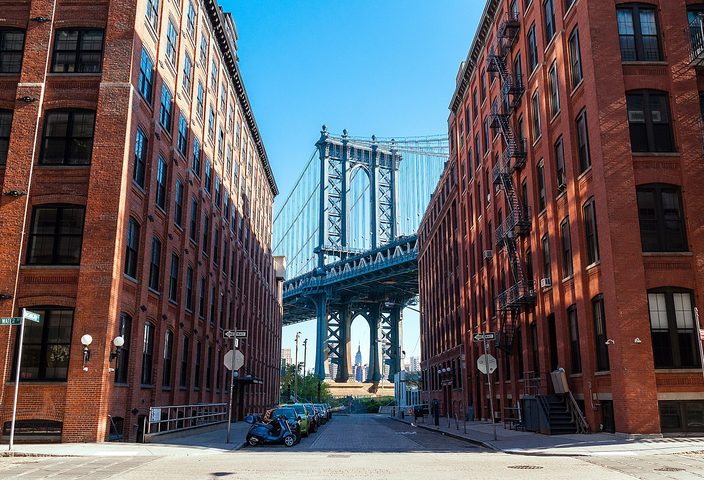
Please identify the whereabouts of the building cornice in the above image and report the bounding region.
[448,0,500,114]
[203,0,279,196]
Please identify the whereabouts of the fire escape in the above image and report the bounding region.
[487,12,536,353]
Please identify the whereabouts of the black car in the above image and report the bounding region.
[268,407,302,442]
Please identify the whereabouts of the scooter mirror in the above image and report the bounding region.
[244,415,255,424]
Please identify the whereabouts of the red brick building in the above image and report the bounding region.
[419,0,704,435]
[0,0,283,442]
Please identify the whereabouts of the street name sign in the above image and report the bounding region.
[22,309,40,323]
[234,330,247,338]
[477,354,497,374]
[0,318,21,326]
[473,332,496,342]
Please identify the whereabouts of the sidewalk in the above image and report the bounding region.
[391,415,704,457]
[0,422,250,457]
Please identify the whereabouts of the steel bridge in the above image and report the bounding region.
[273,126,447,382]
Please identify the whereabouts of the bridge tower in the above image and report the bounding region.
[312,126,405,383]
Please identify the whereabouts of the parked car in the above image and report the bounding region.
[304,404,320,431]
[268,407,301,443]
[314,404,328,424]
[288,403,312,436]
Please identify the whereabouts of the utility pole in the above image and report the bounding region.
[294,332,301,400]
[302,338,308,395]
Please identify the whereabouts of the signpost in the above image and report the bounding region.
[223,330,247,443]
[695,307,704,385]
[8,309,41,451]
[474,331,497,441]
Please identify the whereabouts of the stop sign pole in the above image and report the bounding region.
[474,333,497,441]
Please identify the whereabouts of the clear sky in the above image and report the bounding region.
[224,0,482,373]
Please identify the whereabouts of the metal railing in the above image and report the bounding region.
[145,403,228,439]
[691,16,704,65]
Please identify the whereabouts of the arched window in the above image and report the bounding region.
[162,330,173,387]
[26,204,85,265]
[141,322,155,385]
[14,308,74,381]
[648,288,699,369]
[124,217,140,278]
[40,109,96,165]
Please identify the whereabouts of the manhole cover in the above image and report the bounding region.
[655,467,685,472]
[508,465,544,470]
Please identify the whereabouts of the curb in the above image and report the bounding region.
[388,416,497,451]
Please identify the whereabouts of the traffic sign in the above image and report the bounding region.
[234,330,247,339]
[473,332,496,342]
[477,354,497,374]
[0,318,21,326]
[223,330,237,338]
[223,349,244,371]
[22,309,40,323]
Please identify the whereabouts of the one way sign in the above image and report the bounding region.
[224,330,247,339]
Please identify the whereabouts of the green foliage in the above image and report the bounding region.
[279,365,332,403]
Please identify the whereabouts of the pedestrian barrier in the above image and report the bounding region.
[143,403,228,442]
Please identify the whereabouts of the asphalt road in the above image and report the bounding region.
[1,415,703,479]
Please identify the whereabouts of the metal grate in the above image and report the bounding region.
[507,465,544,470]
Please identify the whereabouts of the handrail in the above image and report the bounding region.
[145,402,228,440]
[566,391,590,434]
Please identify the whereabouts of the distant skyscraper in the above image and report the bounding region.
[281,348,292,366]
[363,364,369,382]
[328,359,338,380]
[409,356,420,372]
[354,344,363,382]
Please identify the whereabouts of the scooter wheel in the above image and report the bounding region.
[247,436,258,447]
[284,435,296,447]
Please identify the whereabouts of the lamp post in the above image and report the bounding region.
[294,332,301,400]
[302,338,308,394]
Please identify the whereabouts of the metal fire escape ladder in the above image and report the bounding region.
[487,14,536,353]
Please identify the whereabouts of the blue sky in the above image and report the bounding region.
[225,0,481,372]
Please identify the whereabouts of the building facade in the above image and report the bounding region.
[0,0,282,442]
[420,0,704,435]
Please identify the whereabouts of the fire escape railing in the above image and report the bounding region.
[486,12,536,353]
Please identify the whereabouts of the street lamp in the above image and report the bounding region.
[294,332,301,400]
[302,339,308,395]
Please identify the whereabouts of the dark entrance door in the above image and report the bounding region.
[136,415,147,443]
[548,314,558,372]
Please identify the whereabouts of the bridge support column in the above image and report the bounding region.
[367,304,381,383]
[335,305,351,382]
[387,305,403,381]
[313,294,328,380]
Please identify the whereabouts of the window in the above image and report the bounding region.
[199,36,208,65]
[177,114,188,156]
[192,138,201,176]
[141,322,155,385]
[531,90,541,140]
[626,90,674,153]
[138,49,154,103]
[560,217,573,277]
[115,313,131,383]
[480,69,486,102]
[483,117,489,155]
[541,234,551,283]
[0,29,25,73]
[182,54,193,93]
[636,184,687,252]
[159,84,173,131]
[165,21,177,66]
[186,2,196,38]
[210,60,218,91]
[174,179,184,227]
[213,229,220,266]
[162,330,173,387]
[40,109,95,165]
[180,336,189,388]
[204,160,212,193]
[0,110,11,164]
[554,137,566,190]
[568,28,583,88]
[198,276,206,318]
[194,341,201,388]
[567,306,581,373]
[583,198,600,265]
[537,160,546,212]
[649,289,699,369]
[548,61,559,117]
[156,156,167,210]
[207,106,215,140]
[206,345,213,389]
[528,23,538,72]
[149,236,162,291]
[196,82,204,119]
[185,265,194,311]
[617,5,661,61]
[214,176,221,208]
[51,29,103,73]
[14,308,73,381]
[145,0,159,31]
[202,215,210,255]
[133,128,147,187]
[124,218,140,278]
[169,253,179,302]
[189,196,198,242]
[544,0,556,43]
[592,295,610,371]
[27,205,85,265]
[576,109,591,172]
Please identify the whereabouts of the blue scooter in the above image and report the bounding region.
[245,415,297,447]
